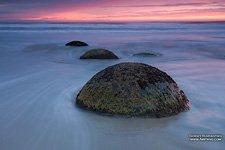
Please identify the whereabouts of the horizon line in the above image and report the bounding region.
[1,20,225,24]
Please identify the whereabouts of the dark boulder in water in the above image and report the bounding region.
[76,62,190,117]
[80,49,119,59]
[65,41,88,46]
[133,52,162,57]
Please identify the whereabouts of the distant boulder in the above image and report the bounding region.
[76,62,190,117]
[80,49,119,59]
[133,52,162,57]
[65,41,88,46]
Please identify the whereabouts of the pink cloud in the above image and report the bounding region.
[0,0,225,22]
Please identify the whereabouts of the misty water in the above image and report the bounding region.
[0,22,225,150]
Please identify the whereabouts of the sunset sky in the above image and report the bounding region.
[0,0,225,22]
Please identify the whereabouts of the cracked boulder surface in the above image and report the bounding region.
[76,62,190,117]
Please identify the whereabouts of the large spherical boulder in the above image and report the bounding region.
[80,49,119,59]
[65,41,88,46]
[76,62,190,117]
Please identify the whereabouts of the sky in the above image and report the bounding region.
[0,0,225,22]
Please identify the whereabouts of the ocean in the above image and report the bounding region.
[0,22,225,150]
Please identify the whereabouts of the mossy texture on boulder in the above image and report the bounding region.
[76,62,190,117]
[80,49,119,59]
[65,41,88,46]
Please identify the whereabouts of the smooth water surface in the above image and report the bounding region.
[0,22,225,150]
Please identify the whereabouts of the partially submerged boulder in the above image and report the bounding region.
[80,49,119,59]
[65,41,88,46]
[76,62,190,117]
[133,52,161,57]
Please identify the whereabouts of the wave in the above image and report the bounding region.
[0,22,225,32]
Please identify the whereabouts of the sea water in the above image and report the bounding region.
[0,22,225,150]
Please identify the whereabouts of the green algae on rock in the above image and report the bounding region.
[80,49,119,59]
[65,41,88,46]
[76,62,190,117]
